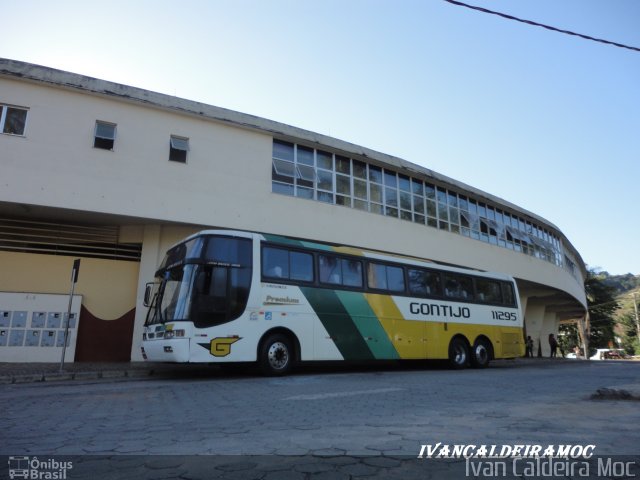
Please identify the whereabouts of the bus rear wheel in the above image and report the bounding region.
[448,337,469,369]
[471,338,491,369]
[259,334,293,376]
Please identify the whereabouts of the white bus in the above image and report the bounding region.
[142,230,524,375]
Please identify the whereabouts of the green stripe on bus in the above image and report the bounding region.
[335,291,400,360]
[262,234,305,247]
[300,287,374,360]
[263,235,331,251]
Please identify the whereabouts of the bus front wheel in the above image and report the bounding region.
[448,337,469,369]
[259,334,293,376]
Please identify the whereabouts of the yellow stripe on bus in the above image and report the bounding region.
[364,293,426,359]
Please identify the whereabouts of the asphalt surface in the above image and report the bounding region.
[1,358,639,479]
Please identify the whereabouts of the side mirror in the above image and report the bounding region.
[143,282,154,307]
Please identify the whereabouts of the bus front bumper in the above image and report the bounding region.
[142,339,190,362]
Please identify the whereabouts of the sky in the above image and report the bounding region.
[2,0,639,274]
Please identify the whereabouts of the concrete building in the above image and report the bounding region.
[0,58,587,362]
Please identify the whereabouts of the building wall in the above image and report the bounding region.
[0,251,139,360]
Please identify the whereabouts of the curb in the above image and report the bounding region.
[0,370,161,385]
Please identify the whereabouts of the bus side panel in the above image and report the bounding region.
[364,293,426,359]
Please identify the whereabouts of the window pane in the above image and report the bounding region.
[426,200,436,217]
[413,195,425,214]
[335,155,350,174]
[291,251,313,282]
[398,175,411,192]
[400,191,411,210]
[95,121,116,139]
[205,237,251,265]
[336,195,351,206]
[354,179,367,199]
[296,187,314,199]
[368,263,387,290]
[370,203,383,215]
[4,107,27,135]
[272,165,294,185]
[385,207,398,217]
[318,191,334,203]
[262,247,289,279]
[476,279,502,304]
[384,170,397,187]
[342,259,363,287]
[385,188,398,207]
[272,182,294,195]
[425,183,436,200]
[170,136,189,151]
[411,179,424,196]
[336,174,351,195]
[273,140,294,161]
[317,170,333,191]
[319,255,341,284]
[317,150,333,170]
[413,214,425,224]
[273,159,297,178]
[387,266,405,292]
[297,164,316,182]
[369,165,383,184]
[400,210,412,221]
[370,183,382,203]
[353,160,367,179]
[408,269,442,296]
[297,145,314,165]
[504,284,516,304]
[443,274,474,300]
[354,199,368,211]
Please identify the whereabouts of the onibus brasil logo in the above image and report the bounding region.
[8,456,72,479]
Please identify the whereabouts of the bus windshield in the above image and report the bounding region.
[146,235,253,327]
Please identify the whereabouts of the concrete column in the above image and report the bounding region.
[524,302,545,356]
[540,310,560,357]
[129,225,163,361]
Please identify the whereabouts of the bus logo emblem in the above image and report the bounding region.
[210,337,241,357]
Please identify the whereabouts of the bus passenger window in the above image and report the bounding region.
[290,251,313,282]
[409,269,442,297]
[475,278,502,304]
[368,263,388,290]
[262,247,289,279]
[368,263,405,293]
[502,282,516,307]
[319,255,341,285]
[443,274,474,300]
[342,260,363,288]
[387,266,405,292]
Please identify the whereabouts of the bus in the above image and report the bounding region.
[141,229,524,375]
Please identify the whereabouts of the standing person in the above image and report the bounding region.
[548,334,558,358]
[525,336,534,358]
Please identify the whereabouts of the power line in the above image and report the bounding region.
[443,0,640,53]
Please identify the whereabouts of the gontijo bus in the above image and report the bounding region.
[142,230,524,375]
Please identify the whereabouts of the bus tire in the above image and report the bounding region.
[471,338,491,369]
[259,334,293,376]
[448,337,469,369]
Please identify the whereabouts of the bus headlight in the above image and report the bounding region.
[163,330,185,339]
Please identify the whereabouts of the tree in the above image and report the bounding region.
[584,269,620,352]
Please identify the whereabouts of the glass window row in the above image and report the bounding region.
[272,139,565,268]
[261,244,517,308]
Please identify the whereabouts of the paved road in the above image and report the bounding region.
[1,360,639,479]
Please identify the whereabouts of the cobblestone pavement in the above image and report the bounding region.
[1,359,639,479]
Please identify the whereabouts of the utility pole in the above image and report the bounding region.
[632,292,640,342]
